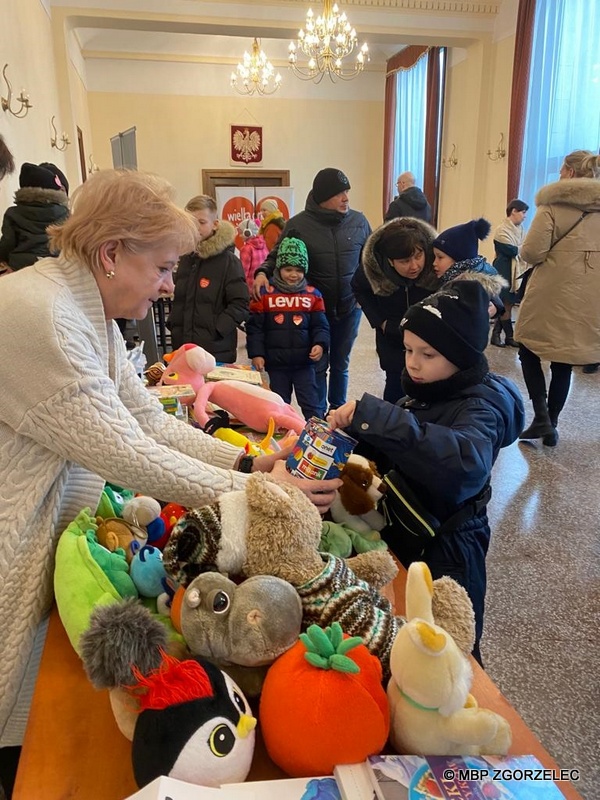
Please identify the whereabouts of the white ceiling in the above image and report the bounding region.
[50,0,506,71]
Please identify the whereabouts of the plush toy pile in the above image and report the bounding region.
[52,373,508,790]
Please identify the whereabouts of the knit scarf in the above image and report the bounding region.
[271,268,307,293]
[441,255,488,284]
[400,357,489,404]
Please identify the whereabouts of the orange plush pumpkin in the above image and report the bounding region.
[259,622,389,777]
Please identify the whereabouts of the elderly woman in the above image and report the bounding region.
[0,169,339,795]
[515,150,600,446]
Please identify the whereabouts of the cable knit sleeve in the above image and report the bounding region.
[3,298,249,508]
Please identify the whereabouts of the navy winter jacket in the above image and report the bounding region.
[348,373,524,521]
[246,282,330,369]
[255,193,372,321]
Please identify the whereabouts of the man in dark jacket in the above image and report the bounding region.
[253,168,371,413]
[384,172,432,223]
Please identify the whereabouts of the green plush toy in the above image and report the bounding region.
[85,530,138,599]
[54,508,132,652]
[320,520,389,558]
[95,483,135,519]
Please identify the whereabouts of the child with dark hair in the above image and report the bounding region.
[247,236,330,420]
[492,199,529,347]
[0,134,15,181]
[328,280,524,661]
[0,162,69,271]
[351,217,438,402]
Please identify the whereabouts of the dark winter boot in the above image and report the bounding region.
[501,319,519,347]
[542,408,560,447]
[519,396,555,440]
[490,319,504,347]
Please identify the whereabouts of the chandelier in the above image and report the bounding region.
[288,0,369,83]
[231,38,282,96]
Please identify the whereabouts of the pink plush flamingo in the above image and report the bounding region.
[159,344,306,434]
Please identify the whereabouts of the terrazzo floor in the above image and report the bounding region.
[239,312,599,800]
[343,314,599,800]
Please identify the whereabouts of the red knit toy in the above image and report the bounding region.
[259,622,389,777]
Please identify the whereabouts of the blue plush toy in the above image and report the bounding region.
[130,544,167,598]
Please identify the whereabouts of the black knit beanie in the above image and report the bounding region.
[19,162,63,191]
[401,280,490,369]
[312,168,351,204]
[39,162,69,195]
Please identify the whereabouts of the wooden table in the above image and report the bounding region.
[14,572,583,800]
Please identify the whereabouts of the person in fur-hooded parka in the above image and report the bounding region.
[351,216,439,402]
[514,152,600,445]
[168,210,249,363]
[0,162,69,271]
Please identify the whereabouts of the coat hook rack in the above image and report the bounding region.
[442,143,458,168]
[1,64,33,118]
[50,116,70,151]
[487,132,506,161]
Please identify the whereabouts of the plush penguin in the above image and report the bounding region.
[131,653,256,788]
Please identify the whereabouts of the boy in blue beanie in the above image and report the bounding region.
[247,236,330,420]
[328,280,524,662]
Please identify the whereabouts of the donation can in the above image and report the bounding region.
[286,417,358,480]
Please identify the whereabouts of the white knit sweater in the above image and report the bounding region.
[0,257,249,744]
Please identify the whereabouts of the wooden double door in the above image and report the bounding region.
[202,169,290,197]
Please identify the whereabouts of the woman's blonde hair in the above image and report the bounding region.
[563,150,600,179]
[48,169,199,272]
[185,194,217,215]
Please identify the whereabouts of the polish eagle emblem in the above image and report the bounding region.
[232,127,261,163]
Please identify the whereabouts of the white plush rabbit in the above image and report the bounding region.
[387,561,512,756]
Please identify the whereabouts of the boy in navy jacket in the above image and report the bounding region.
[328,280,524,661]
[247,236,330,421]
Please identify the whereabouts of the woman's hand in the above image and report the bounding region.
[253,446,341,514]
[252,272,269,300]
[268,459,341,513]
[327,401,356,430]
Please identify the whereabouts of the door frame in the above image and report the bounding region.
[202,169,290,196]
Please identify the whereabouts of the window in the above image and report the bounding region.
[393,52,428,191]
[519,0,600,205]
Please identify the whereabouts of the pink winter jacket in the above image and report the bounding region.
[239,235,269,293]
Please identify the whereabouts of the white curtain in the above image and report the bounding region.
[392,53,428,192]
[519,0,600,206]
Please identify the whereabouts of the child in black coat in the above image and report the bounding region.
[328,281,524,661]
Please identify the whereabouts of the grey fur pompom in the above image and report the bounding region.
[80,598,168,689]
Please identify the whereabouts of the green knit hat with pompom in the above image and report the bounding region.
[276,236,309,273]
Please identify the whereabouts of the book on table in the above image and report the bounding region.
[124,774,340,800]
[206,365,263,385]
[334,754,567,800]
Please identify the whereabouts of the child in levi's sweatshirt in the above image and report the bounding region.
[246,236,330,420]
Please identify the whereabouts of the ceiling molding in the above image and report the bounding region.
[321,0,499,11]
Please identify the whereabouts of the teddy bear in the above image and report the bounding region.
[329,453,386,534]
[158,343,306,433]
[163,473,475,682]
[387,561,512,756]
